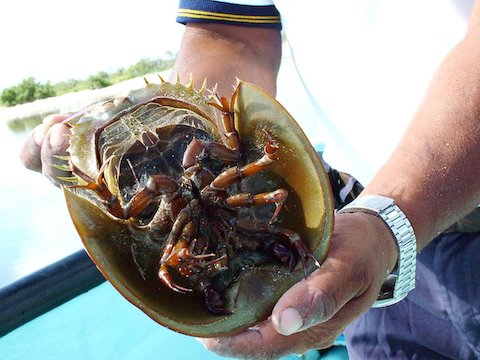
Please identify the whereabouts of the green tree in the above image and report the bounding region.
[35,81,55,100]
[15,77,38,104]
[87,71,112,89]
[0,78,56,106]
[0,87,18,106]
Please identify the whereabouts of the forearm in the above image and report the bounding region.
[364,31,480,249]
[171,23,282,97]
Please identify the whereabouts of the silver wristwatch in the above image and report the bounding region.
[337,195,416,307]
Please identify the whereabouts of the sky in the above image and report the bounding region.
[0,0,184,91]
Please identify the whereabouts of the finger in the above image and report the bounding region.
[41,122,72,186]
[199,321,304,359]
[20,123,50,172]
[20,114,70,172]
[200,312,348,359]
[43,113,71,126]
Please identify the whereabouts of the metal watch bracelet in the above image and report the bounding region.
[337,195,416,307]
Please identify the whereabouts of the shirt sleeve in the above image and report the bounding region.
[177,0,282,29]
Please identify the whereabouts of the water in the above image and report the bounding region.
[0,282,228,360]
[0,120,83,288]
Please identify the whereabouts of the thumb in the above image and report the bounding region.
[271,244,373,336]
[270,276,351,336]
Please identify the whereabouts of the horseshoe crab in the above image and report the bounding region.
[55,76,334,337]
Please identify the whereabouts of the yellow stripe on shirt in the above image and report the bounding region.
[177,8,281,24]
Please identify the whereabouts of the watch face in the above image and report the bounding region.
[377,274,397,300]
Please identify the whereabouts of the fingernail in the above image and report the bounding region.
[278,307,303,336]
[49,126,66,148]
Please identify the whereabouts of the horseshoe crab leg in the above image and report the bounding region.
[209,90,241,152]
[71,164,179,220]
[158,199,202,294]
[182,90,243,170]
[182,138,241,169]
[235,219,321,277]
[225,189,288,224]
[209,135,279,190]
[124,175,178,219]
[69,163,124,218]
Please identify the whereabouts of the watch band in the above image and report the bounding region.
[337,195,416,307]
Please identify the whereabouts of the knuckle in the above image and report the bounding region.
[20,133,42,172]
[317,288,338,321]
[304,287,339,325]
[33,123,48,146]
[41,145,67,187]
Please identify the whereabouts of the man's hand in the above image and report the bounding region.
[199,212,398,359]
[20,114,71,186]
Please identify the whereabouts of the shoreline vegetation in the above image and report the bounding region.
[1,55,176,133]
[1,55,175,107]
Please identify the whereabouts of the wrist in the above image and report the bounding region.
[362,212,400,274]
[337,195,417,307]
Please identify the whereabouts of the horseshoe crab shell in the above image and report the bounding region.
[62,79,334,337]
